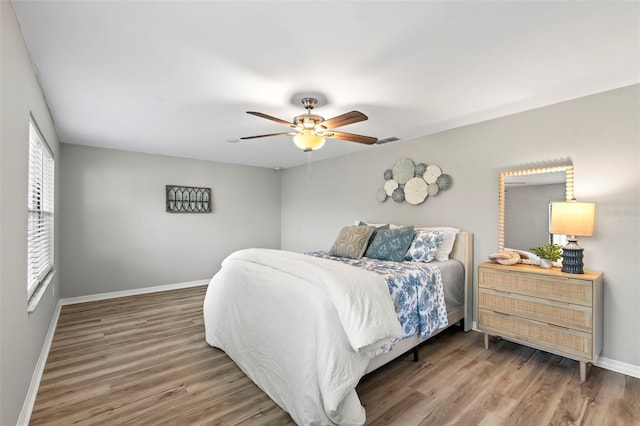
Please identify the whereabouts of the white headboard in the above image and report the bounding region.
[450,231,473,331]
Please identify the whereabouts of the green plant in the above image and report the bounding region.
[530,244,563,260]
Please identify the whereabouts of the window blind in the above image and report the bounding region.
[28,121,54,299]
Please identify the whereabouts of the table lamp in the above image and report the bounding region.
[550,201,595,274]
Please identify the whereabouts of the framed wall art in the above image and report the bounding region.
[166,185,212,213]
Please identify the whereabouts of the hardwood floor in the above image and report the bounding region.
[31,286,639,425]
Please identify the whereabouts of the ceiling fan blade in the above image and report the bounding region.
[240,132,292,140]
[247,111,297,128]
[320,111,368,129]
[326,131,378,145]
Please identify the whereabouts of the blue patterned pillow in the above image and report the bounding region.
[358,221,390,246]
[365,226,415,262]
[405,229,446,263]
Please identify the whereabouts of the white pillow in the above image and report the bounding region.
[415,226,459,261]
[355,220,401,230]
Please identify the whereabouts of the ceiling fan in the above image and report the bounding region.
[240,97,378,151]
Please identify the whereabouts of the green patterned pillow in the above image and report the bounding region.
[329,226,376,259]
[365,226,415,262]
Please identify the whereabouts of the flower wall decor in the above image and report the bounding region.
[377,158,452,205]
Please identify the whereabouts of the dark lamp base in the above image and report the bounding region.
[561,240,585,274]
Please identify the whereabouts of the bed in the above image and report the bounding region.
[203,229,473,425]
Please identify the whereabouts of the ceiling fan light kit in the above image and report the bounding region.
[241,97,377,151]
[293,132,326,152]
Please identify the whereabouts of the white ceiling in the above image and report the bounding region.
[11,1,639,169]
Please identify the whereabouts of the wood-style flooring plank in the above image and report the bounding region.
[31,286,639,425]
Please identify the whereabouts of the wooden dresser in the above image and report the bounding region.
[477,262,603,381]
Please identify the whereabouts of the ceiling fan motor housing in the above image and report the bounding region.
[294,114,325,130]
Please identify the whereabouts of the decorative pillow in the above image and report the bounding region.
[328,226,376,259]
[404,230,446,263]
[358,221,390,245]
[365,226,415,262]
[354,220,401,230]
[415,227,459,261]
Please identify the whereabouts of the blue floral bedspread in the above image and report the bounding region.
[305,251,448,339]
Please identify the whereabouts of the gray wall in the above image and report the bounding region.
[0,2,61,424]
[2,4,638,420]
[60,144,281,298]
[505,183,565,250]
[281,85,640,367]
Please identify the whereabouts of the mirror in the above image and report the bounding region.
[498,165,574,251]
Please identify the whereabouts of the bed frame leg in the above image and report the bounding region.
[413,348,419,362]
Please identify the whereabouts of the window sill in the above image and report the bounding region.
[27,269,56,313]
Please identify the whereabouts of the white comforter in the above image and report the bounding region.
[203,248,404,425]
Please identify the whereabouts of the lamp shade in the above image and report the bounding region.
[550,202,595,237]
[293,132,325,151]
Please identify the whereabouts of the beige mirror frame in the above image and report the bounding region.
[498,165,574,251]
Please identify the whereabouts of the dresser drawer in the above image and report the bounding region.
[479,309,592,360]
[478,268,592,306]
[478,289,592,331]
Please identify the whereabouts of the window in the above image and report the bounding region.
[27,119,54,301]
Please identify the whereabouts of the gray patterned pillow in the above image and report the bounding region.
[404,229,446,262]
[328,226,376,259]
[365,226,415,262]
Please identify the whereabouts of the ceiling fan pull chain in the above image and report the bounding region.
[307,151,312,184]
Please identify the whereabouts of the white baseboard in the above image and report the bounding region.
[470,321,639,379]
[18,279,209,425]
[17,300,62,426]
[596,356,640,379]
[60,279,209,305]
